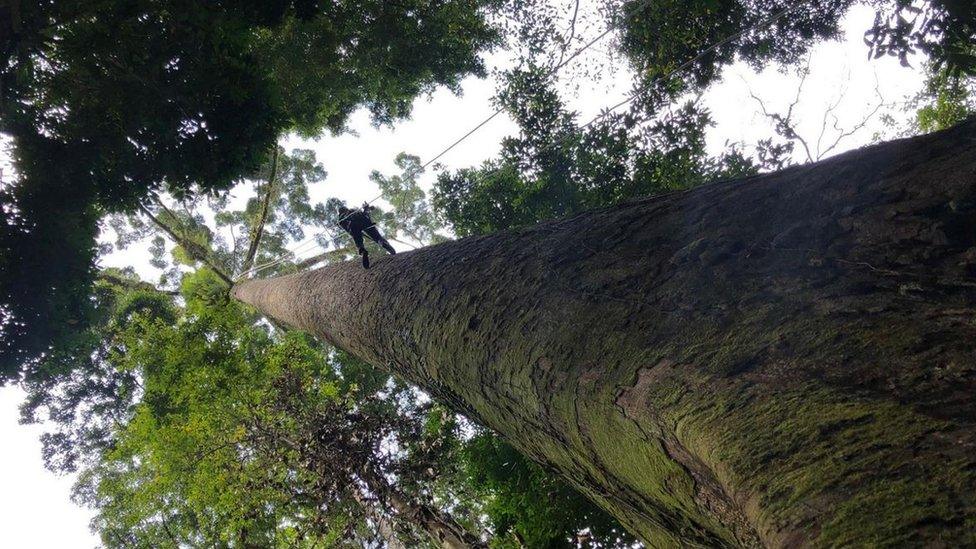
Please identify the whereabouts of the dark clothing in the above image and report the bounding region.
[338,209,372,235]
[351,225,396,255]
[338,207,396,260]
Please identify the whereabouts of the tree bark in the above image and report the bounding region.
[234,120,976,547]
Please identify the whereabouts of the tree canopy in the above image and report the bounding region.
[433,66,762,237]
[0,0,502,380]
[616,0,975,97]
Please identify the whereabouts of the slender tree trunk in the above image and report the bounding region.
[138,203,234,286]
[241,146,280,276]
[359,466,486,549]
[235,121,976,547]
[352,486,408,549]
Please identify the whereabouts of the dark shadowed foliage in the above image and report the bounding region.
[0,0,502,379]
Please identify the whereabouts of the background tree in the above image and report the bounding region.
[433,66,760,237]
[909,62,976,132]
[617,0,975,97]
[63,276,484,547]
[872,56,975,138]
[0,0,503,379]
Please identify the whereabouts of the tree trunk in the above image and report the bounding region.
[240,146,280,276]
[352,486,409,549]
[359,467,486,549]
[234,120,976,547]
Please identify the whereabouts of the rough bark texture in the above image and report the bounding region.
[235,121,976,547]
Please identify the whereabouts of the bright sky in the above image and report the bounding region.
[0,3,929,546]
[0,387,98,548]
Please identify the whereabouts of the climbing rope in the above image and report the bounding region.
[234,0,664,281]
[237,0,805,281]
[235,191,384,280]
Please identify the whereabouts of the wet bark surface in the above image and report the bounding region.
[235,120,976,547]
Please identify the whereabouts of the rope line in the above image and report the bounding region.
[234,0,659,281]
[237,0,804,281]
[416,0,657,173]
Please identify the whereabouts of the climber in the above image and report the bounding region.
[336,203,396,269]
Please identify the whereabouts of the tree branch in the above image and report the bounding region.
[818,78,886,159]
[554,0,580,68]
[241,147,281,276]
[96,271,179,296]
[745,60,887,164]
[138,202,234,287]
[746,65,815,163]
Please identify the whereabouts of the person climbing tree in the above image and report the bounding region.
[338,203,397,269]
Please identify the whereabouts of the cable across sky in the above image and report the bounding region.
[238,0,806,281]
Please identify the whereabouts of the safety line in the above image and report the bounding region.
[236,0,659,281]
[239,1,805,281]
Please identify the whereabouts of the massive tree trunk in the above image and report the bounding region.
[234,121,976,547]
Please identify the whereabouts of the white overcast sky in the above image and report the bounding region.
[0,3,929,546]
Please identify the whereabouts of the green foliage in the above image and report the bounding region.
[462,433,635,548]
[914,65,975,132]
[2,0,500,204]
[34,287,378,546]
[18,278,161,473]
[22,263,483,545]
[0,134,102,382]
[433,67,758,237]
[865,0,976,77]
[877,60,975,137]
[0,0,502,380]
[180,269,233,317]
[75,300,319,546]
[258,0,503,135]
[617,0,975,101]
[370,153,451,246]
[619,0,854,92]
[113,290,178,329]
